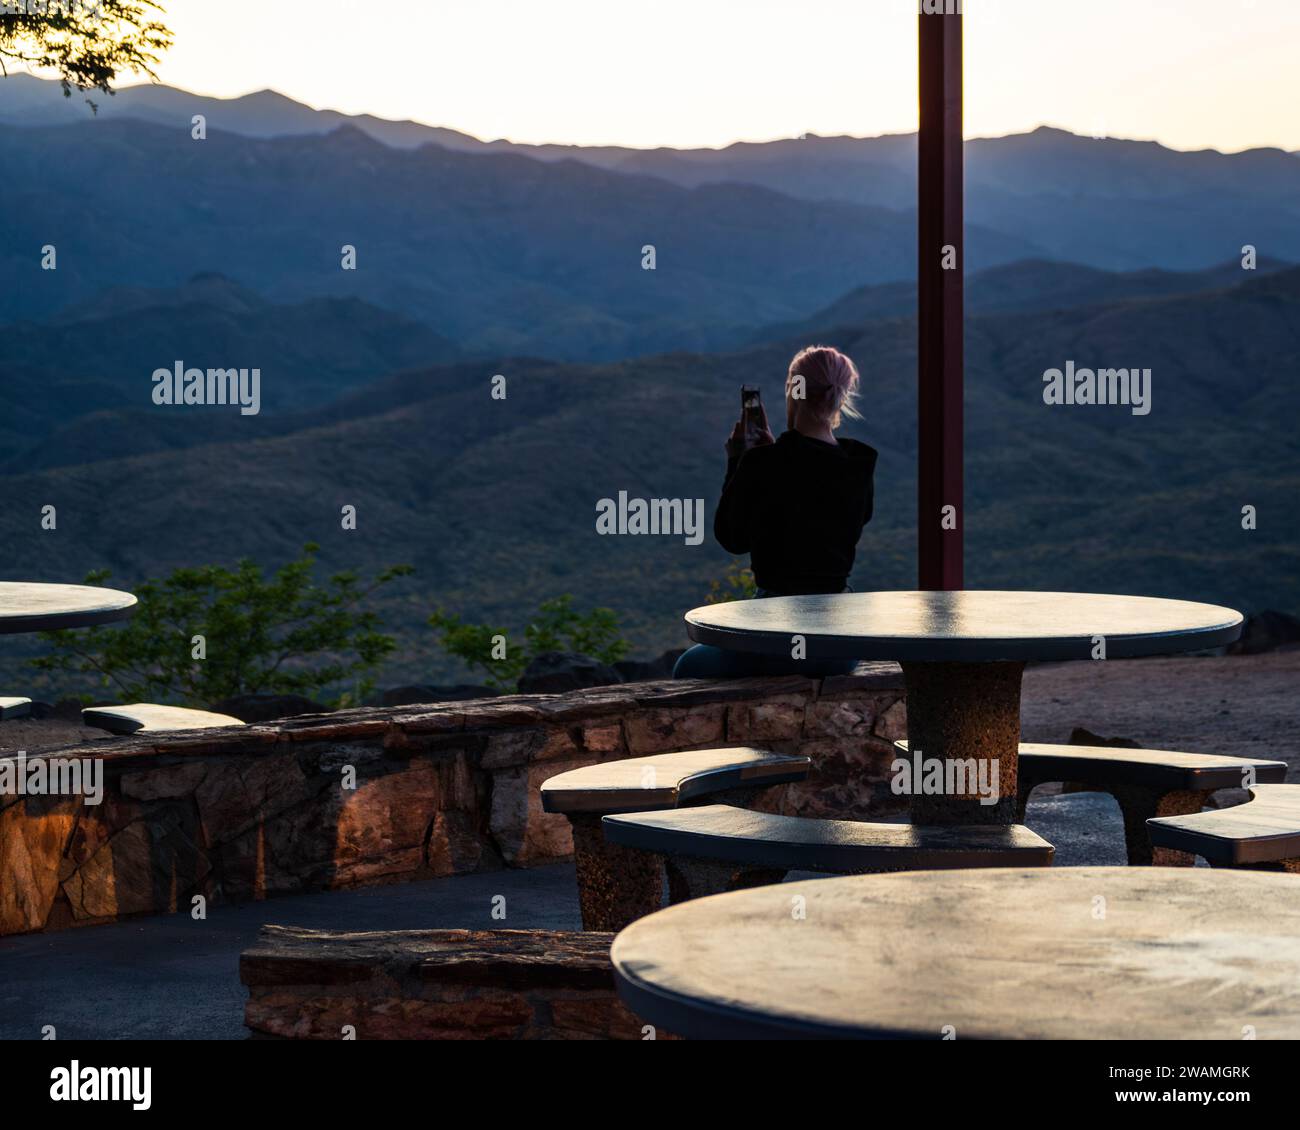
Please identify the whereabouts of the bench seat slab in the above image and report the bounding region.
[1147,785,1300,867]
[603,804,1054,874]
[540,747,810,815]
[897,739,1288,866]
[1017,743,1287,792]
[896,739,1286,793]
[82,703,247,734]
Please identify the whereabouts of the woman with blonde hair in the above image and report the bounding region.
[674,345,878,678]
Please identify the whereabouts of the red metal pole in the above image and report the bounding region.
[917,5,964,591]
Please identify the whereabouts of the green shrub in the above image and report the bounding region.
[31,545,412,707]
[428,595,629,690]
[706,559,757,604]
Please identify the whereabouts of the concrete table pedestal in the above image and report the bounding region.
[901,659,1024,825]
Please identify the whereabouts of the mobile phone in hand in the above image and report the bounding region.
[741,385,763,447]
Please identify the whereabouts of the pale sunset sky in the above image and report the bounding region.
[125,0,1300,152]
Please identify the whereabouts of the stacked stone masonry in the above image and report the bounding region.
[240,926,655,1040]
[0,665,906,936]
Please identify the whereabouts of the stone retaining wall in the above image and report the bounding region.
[241,926,653,1040]
[0,666,906,937]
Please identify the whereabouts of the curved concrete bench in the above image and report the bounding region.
[540,747,811,815]
[1147,784,1300,871]
[82,703,246,735]
[602,804,1053,904]
[895,739,1287,866]
[540,747,810,931]
[0,696,33,720]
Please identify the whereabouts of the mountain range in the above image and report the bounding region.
[0,273,457,469]
[4,75,1300,364]
[753,256,1296,343]
[7,73,1300,274]
[1,74,1296,691]
[1,259,1296,687]
[1,115,1040,362]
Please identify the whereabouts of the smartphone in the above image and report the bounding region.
[741,385,763,447]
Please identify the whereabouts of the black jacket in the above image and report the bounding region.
[714,430,877,595]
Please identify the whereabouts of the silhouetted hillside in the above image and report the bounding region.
[2,264,1296,686]
[0,118,1038,360]
[7,76,1299,271]
[0,275,457,468]
[754,257,1295,343]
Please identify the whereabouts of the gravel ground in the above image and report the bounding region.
[1020,651,1300,777]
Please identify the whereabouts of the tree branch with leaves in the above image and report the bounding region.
[1,1,173,104]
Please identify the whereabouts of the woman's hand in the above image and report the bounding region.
[726,408,775,458]
[725,420,747,458]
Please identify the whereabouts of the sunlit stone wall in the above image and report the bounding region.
[0,665,905,936]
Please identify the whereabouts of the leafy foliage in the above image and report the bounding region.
[429,595,629,690]
[0,1,172,103]
[31,546,412,706]
[706,559,758,604]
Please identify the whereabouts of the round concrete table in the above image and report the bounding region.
[612,867,1300,1040]
[0,581,137,634]
[686,591,1242,823]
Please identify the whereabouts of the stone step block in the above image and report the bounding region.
[241,925,664,1040]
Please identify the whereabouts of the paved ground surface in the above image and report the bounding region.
[0,862,583,1041]
[0,792,1124,1040]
